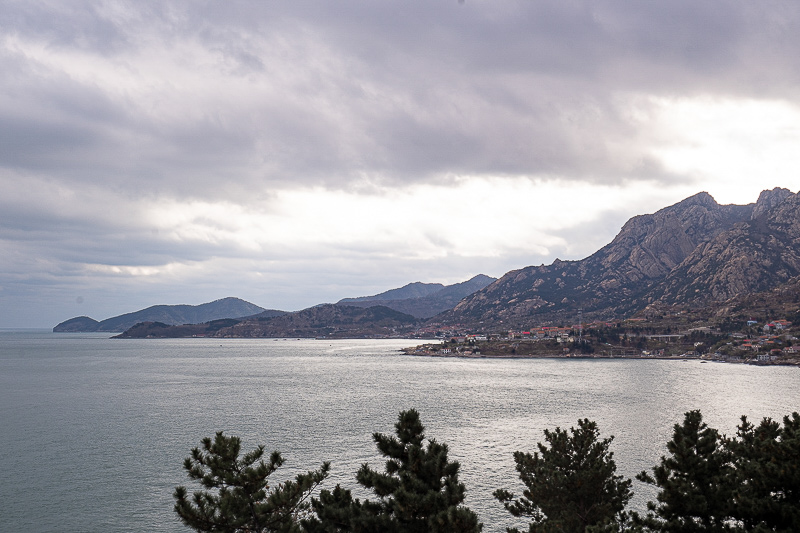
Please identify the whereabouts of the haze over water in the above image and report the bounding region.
[2,331,798,532]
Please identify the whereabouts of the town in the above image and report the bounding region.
[404,311,800,365]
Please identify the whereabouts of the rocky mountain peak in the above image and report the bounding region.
[676,190,718,209]
[753,187,794,219]
[764,190,800,226]
[595,191,746,282]
[648,189,800,305]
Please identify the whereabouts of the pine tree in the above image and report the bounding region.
[494,418,633,533]
[634,410,733,532]
[174,431,330,533]
[727,412,800,532]
[303,409,482,533]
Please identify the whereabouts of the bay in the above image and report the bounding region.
[1,331,798,532]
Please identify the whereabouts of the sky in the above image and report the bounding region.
[3,1,800,328]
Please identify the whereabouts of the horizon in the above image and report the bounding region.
[3,2,800,328]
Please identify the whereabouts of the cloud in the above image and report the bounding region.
[6,1,799,199]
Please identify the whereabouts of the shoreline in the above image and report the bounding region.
[401,347,800,366]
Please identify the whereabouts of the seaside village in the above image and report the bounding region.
[406,315,800,365]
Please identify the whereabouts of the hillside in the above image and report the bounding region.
[439,188,797,328]
[54,297,272,332]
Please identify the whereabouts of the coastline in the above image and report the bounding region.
[401,345,800,366]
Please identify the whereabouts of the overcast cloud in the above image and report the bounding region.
[3,0,800,327]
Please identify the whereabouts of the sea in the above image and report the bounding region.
[1,330,798,532]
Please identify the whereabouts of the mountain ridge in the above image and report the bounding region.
[338,282,446,303]
[336,274,496,318]
[643,189,800,306]
[438,187,798,328]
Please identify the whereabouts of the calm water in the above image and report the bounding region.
[1,331,798,532]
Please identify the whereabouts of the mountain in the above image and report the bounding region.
[53,297,272,332]
[339,282,446,303]
[336,274,496,318]
[68,187,800,337]
[440,188,797,328]
[115,304,418,339]
[111,275,492,339]
[644,188,800,306]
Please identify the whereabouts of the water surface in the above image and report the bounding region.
[1,332,797,532]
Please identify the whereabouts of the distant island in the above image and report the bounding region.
[53,297,276,332]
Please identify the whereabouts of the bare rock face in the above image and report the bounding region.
[651,191,800,304]
[752,187,793,219]
[441,188,797,328]
[595,192,745,282]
